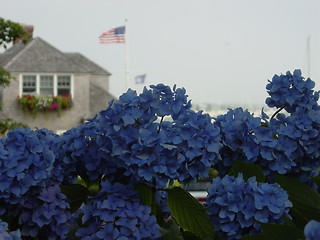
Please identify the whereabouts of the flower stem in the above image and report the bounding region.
[270,106,285,120]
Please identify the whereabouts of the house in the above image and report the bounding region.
[0,26,114,132]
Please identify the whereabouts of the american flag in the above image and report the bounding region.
[99,26,126,44]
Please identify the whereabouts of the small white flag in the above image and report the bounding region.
[135,74,146,84]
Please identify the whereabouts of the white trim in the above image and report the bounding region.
[53,75,58,96]
[19,74,22,97]
[36,75,40,94]
[70,74,74,99]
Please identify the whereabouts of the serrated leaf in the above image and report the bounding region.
[275,175,320,225]
[228,160,266,182]
[61,184,90,212]
[166,187,215,240]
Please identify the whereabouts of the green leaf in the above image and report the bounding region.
[134,183,166,226]
[76,177,100,196]
[134,183,153,207]
[0,66,13,87]
[312,170,320,189]
[159,219,185,240]
[241,234,267,240]
[228,160,266,182]
[61,184,90,212]
[182,231,203,240]
[259,222,305,240]
[166,187,215,240]
[153,200,166,227]
[241,222,305,240]
[275,175,320,226]
[0,118,27,134]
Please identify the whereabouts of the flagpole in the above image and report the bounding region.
[307,35,311,77]
[125,19,129,91]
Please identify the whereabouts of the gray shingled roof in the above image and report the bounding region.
[90,82,115,117]
[0,37,110,75]
[0,41,26,67]
[66,53,110,75]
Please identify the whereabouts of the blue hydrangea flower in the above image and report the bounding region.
[206,174,292,240]
[213,108,262,175]
[18,185,71,239]
[86,84,221,186]
[0,127,60,206]
[266,110,320,178]
[254,107,320,182]
[166,109,222,183]
[76,180,161,240]
[266,69,319,113]
[214,102,320,182]
[0,219,21,240]
[57,121,123,184]
[263,70,320,179]
[304,220,320,240]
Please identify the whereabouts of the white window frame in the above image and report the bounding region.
[19,73,74,98]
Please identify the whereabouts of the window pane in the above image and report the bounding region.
[22,75,36,95]
[40,76,53,96]
[57,89,70,95]
[40,76,53,87]
[23,89,36,94]
[57,76,71,95]
[40,89,53,96]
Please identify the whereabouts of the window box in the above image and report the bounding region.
[16,94,72,117]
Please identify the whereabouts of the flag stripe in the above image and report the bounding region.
[99,26,126,44]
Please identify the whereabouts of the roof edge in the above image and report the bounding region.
[4,38,36,69]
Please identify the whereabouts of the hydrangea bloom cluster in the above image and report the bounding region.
[89,84,221,186]
[0,219,21,240]
[0,127,60,207]
[17,185,71,239]
[214,70,320,181]
[265,69,319,113]
[265,112,320,178]
[57,122,121,184]
[206,174,292,240]
[304,220,320,240]
[76,180,161,240]
[213,107,261,175]
[263,70,320,178]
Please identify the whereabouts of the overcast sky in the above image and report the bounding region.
[1,0,319,107]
